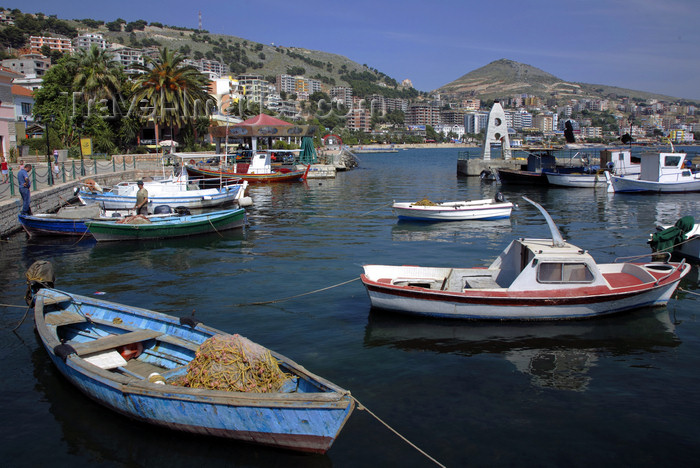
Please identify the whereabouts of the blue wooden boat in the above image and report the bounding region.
[32,287,355,453]
[18,205,103,237]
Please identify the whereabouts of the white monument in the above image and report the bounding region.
[482,101,511,161]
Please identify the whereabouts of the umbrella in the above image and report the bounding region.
[157,140,179,147]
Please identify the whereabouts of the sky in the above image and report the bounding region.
[4,0,700,100]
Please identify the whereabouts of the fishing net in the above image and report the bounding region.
[179,334,291,393]
[116,215,152,224]
[413,198,437,206]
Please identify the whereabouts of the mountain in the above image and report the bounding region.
[434,58,687,104]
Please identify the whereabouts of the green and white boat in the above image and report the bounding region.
[86,208,246,242]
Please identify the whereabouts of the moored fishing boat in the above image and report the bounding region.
[606,150,700,193]
[545,149,641,188]
[361,197,689,320]
[392,194,513,221]
[649,216,700,262]
[77,179,248,210]
[28,272,355,453]
[18,205,103,237]
[86,208,246,241]
[184,151,310,183]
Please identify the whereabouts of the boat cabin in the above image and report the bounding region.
[599,149,641,176]
[248,151,274,174]
[639,152,693,182]
[479,238,608,291]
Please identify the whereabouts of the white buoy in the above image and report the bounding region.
[238,196,253,207]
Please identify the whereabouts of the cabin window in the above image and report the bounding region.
[663,155,681,167]
[537,263,594,283]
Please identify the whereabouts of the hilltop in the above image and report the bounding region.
[434,59,689,104]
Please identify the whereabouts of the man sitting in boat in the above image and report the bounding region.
[134,181,149,215]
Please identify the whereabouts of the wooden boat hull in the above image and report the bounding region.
[19,214,91,237]
[392,200,513,221]
[545,172,606,188]
[187,165,309,183]
[33,288,354,453]
[78,185,244,210]
[496,168,549,185]
[87,209,246,241]
[608,175,700,193]
[361,262,689,320]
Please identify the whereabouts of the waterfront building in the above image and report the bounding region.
[238,74,270,105]
[74,33,107,50]
[533,113,554,132]
[464,111,489,134]
[346,108,371,132]
[0,54,50,78]
[406,104,441,127]
[441,110,466,126]
[276,74,321,97]
[184,58,228,79]
[29,36,74,54]
[330,86,353,107]
[0,67,23,159]
[110,46,145,73]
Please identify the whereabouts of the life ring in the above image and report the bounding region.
[117,342,143,361]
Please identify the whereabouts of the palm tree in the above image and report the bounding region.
[72,45,122,104]
[130,48,214,145]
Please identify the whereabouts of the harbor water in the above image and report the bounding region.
[1,147,699,467]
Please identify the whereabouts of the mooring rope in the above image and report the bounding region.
[679,287,700,297]
[233,277,360,306]
[353,396,447,468]
[207,217,224,238]
[358,202,392,217]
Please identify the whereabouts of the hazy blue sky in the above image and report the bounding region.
[5,0,700,99]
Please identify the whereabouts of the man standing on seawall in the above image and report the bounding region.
[18,163,32,215]
[134,180,148,215]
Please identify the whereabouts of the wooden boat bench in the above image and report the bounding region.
[72,330,163,356]
[85,316,201,352]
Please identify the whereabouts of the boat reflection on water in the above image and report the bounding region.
[363,308,680,392]
[391,218,513,244]
[30,340,332,468]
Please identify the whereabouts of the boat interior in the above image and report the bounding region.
[40,293,327,393]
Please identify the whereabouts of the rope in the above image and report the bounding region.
[353,396,446,468]
[233,277,360,306]
[679,287,700,297]
[358,202,393,217]
[0,303,29,309]
[208,217,224,238]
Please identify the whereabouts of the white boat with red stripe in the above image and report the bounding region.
[361,197,689,320]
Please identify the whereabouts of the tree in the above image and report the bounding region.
[130,48,215,144]
[71,46,122,104]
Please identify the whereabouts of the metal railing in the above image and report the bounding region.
[0,157,139,201]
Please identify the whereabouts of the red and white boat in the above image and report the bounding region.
[361,197,689,320]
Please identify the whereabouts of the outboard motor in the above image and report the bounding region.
[174,206,191,216]
[494,192,506,203]
[153,205,173,215]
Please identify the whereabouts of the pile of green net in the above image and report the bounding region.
[179,334,291,393]
[413,198,437,206]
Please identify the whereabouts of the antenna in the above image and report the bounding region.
[198,11,202,31]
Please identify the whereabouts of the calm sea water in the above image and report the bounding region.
[1,148,699,467]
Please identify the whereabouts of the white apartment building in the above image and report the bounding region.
[74,33,107,50]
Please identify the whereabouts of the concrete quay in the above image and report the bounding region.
[457,157,525,176]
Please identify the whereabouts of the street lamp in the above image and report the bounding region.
[44,114,55,184]
[74,123,85,175]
